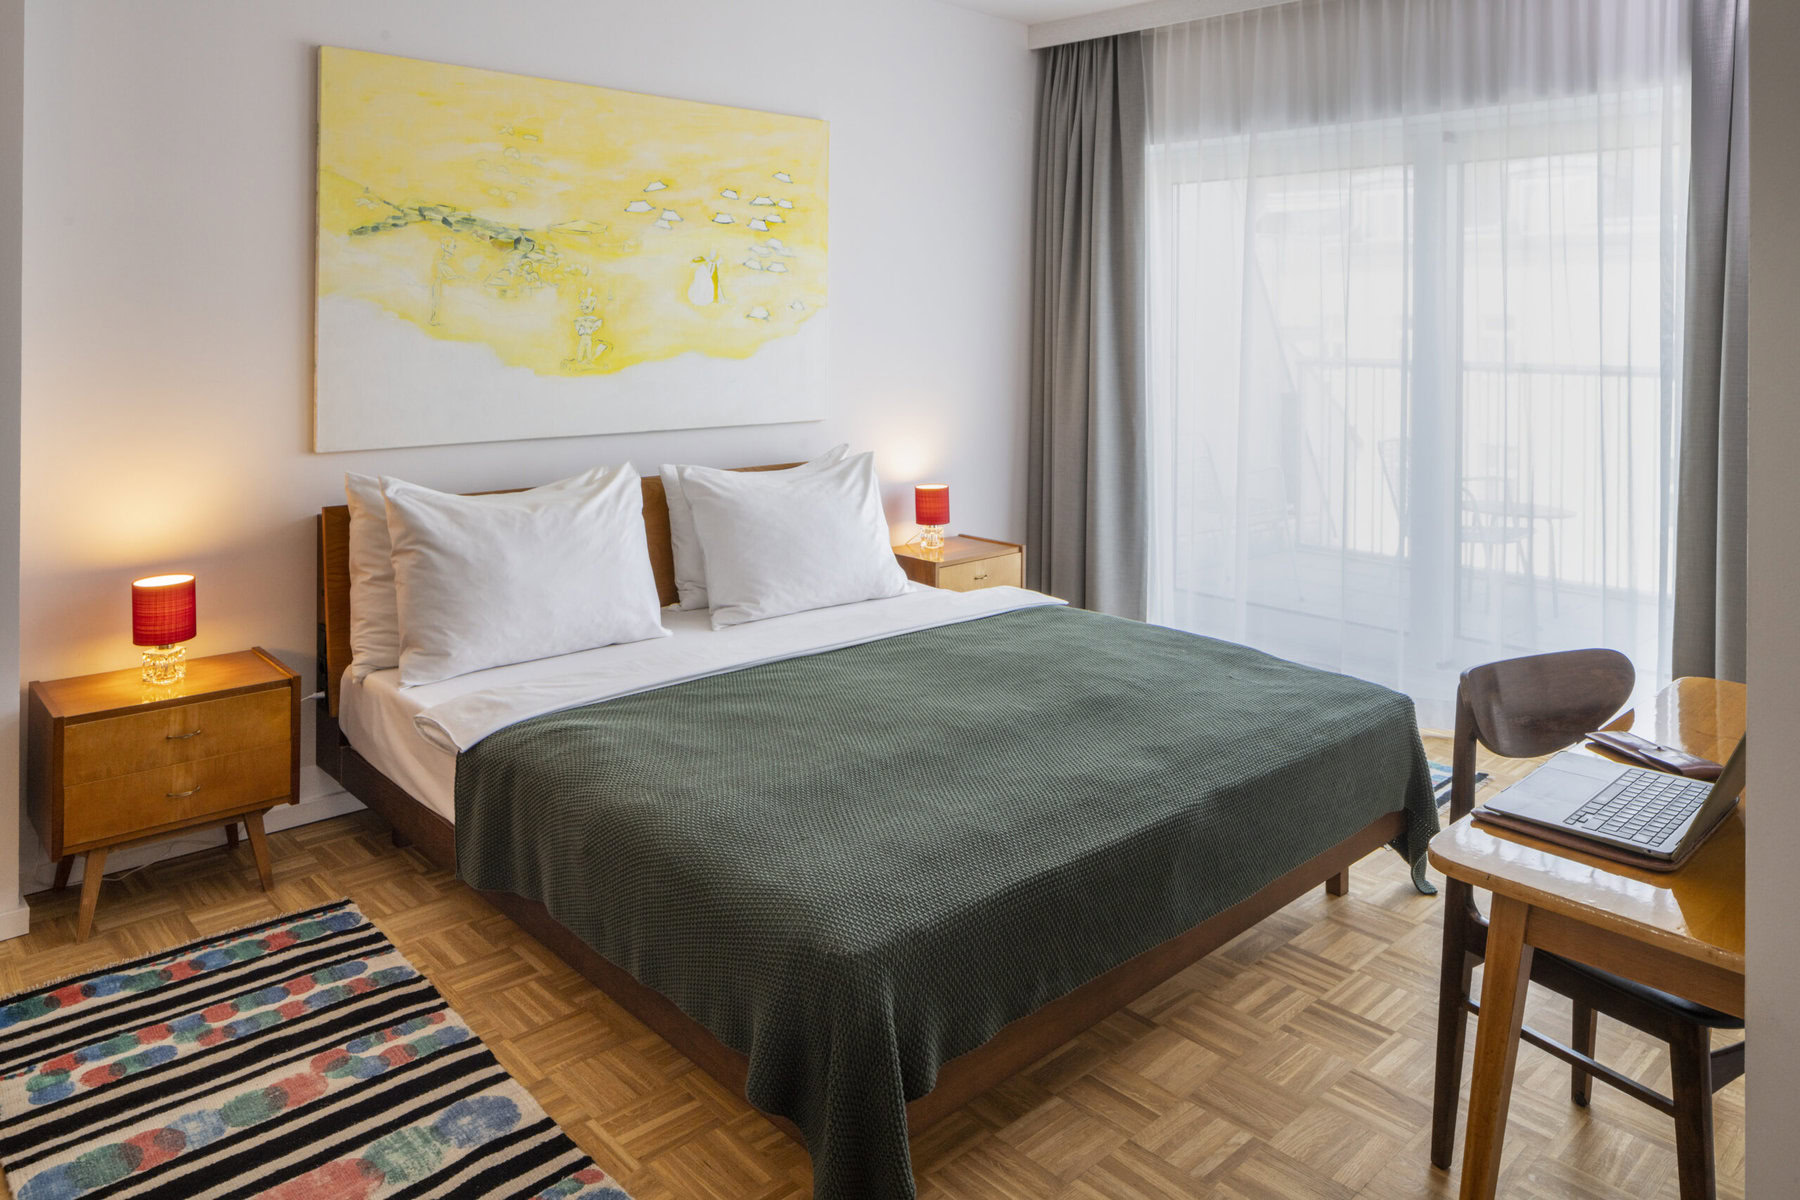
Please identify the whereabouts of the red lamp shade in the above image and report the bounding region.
[132,574,197,647]
[915,484,950,527]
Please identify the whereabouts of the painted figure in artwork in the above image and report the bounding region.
[429,238,459,325]
[573,290,606,364]
[687,255,721,306]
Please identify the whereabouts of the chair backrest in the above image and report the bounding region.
[1448,648,1635,822]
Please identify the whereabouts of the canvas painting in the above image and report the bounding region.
[314,47,828,451]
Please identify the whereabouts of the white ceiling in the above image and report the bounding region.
[947,0,1289,49]
[945,0,1147,26]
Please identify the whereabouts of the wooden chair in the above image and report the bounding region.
[1431,649,1746,1200]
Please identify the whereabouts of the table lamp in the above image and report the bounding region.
[915,484,949,551]
[133,573,196,685]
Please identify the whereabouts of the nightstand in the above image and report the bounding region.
[893,535,1025,592]
[27,648,301,940]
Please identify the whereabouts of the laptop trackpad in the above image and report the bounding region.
[1525,765,1616,806]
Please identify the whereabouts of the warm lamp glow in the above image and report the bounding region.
[914,484,950,550]
[132,573,196,685]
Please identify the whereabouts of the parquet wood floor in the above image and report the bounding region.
[0,734,1744,1199]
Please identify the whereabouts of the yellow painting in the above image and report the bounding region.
[314,47,829,451]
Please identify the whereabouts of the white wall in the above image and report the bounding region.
[16,1,1036,889]
[1746,0,1800,1191]
[1,0,27,937]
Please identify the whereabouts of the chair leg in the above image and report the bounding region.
[1669,1023,1717,1200]
[1571,1000,1598,1106]
[1430,878,1475,1169]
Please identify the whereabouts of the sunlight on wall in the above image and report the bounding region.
[866,396,955,536]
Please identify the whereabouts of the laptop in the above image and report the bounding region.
[1475,738,1745,870]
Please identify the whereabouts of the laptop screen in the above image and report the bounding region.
[1710,737,1745,803]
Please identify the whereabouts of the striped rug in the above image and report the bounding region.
[0,900,632,1200]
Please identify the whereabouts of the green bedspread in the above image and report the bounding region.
[454,605,1438,1200]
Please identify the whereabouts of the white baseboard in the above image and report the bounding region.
[0,902,30,941]
[266,768,366,834]
[11,772,366,912]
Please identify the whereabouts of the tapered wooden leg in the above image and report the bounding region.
[1458,893,1535,1200]
[226,822,240,850]
[1571,1000,1598,1106]
[1325,868,1349,897]
[1669,1023,1718,1200]
[243,811,275,891]
[75,848,108,943]
[52,856,73,891]
[1431,878,1475,1168]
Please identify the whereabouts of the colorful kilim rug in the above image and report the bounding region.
[0,899,632,1200]
[1428,760,1487,804]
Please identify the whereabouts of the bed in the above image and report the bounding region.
[315,465,1438,1200]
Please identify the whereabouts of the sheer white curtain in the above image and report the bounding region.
[1143,0,1690,726]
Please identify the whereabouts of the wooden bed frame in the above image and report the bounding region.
[314,465,1408,1143]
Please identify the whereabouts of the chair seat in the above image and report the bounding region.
[1551,951,1745,1030]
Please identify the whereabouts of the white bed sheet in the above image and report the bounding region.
[338,584,1064,823]
[338,663,460,822]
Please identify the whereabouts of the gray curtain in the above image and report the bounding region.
[1027,34,1148,618]
[1673,0,1748,681]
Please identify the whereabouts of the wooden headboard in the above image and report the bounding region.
[317,463,801,717]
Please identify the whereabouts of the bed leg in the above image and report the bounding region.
[1325,868,1348,897]
[391,828,412,849]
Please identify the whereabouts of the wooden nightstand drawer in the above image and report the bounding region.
[936,553,1022,592]
[63,745,292,848]
[63,689,290,786]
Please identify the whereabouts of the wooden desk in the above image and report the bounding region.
[1428,677,1745,1200]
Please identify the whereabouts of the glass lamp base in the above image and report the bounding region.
[141,644,186,686]
[920,525,945,550]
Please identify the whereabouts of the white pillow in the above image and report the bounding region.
[344,473,406,681]
[681,452,910,629]
[343,467,609,681]
[381,465,668,686]
[660,445,847,610]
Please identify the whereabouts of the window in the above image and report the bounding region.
[1144,4,1688,724]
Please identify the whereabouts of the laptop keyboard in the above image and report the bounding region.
[1564,770,1715,846]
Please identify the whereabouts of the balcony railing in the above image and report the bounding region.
[1174,357,1672,597]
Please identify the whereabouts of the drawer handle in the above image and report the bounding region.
[973,572,989,581]
[166,784,202,799]
[166,728,204,741]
